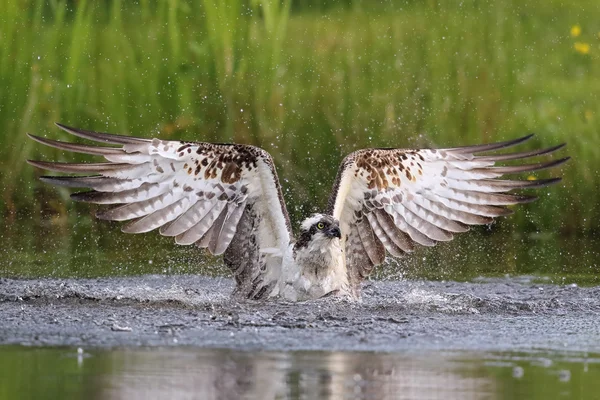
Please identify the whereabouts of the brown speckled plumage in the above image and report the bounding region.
[328,138,568,296]
[28,124,568,301]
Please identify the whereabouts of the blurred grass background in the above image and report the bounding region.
[0,0,598,236]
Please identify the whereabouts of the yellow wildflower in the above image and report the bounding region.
[527,175,537,181]
[585,110,593,121]
[571,25,581,37]
[574,42,590,54]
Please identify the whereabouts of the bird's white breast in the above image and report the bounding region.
[277,237,348,301]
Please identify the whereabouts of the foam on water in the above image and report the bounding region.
[1,275,600,352]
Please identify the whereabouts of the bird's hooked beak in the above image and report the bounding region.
[325,225,341,239]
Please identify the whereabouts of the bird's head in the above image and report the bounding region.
[294,213,341,252]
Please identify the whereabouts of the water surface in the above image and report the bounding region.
[1,220,599,399]
[1,346,598,399]
[2,218,598,285]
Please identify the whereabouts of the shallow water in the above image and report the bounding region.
[2,275,600,352]
[1,220,600,398]
[1,345,599,399]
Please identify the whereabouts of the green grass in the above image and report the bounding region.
[1,0,599,235]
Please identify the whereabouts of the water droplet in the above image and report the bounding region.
[512,366,524,378]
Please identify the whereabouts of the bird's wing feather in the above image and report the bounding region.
[327,135,568,290]
[28,123,292,299]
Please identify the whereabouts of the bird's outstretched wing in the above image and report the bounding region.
[28,123,292,299]
[327,134,568,290]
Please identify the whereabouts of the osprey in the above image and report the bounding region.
[28,124,568,301]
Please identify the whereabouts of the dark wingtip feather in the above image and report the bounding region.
[476,143,567,162]
[531,177,562,187]
[39,176,100,188]
[26,133,123,155]
[96,203,148,222]
[55,122,149,145]
[121,216,157,234]
[27,159,125,173]
[70,191,103,202]
[487,177,563,191]
[532,156,571,171]
[484,156,570,175]
[519,177,563,189]
[27,159,42,168]
[39,176,65,186]
[96,207,121,221]
[96,212,114,221]
[28,159,77,172]
[447,134,535,154]
[70,189,131,204]
[554,143,567,151]
[513,194,538,204]
[121,221,139,234]
[559,156,571,165]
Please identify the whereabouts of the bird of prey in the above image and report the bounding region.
[28,124,568,301]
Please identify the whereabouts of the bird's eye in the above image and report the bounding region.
[317,222,325,230]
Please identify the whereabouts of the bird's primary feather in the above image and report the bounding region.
[28,124,567,301]
[28,123,292,300]
[327,135,568,293]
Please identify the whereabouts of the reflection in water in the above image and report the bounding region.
[4,346,598,400]
[99,350,287,400]
[86,349,496,400]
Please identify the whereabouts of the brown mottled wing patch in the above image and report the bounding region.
[223,204,278,299]
[328,135,568,289]
[28,123,293,297]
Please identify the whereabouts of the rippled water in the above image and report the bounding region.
[1,346,599,399]
[2,275,600,352]
[1,220,599,398]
